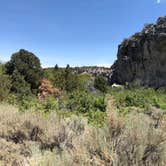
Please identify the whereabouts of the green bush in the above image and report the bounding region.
[0,74,11,101]
[94,76,108,93]
[19,95,38,111]
[7,94,18,105]
[94,96,106,112]
[77,73,93,91]
[66,91,106,126]
[65,73,80,92]
[53,70,66,90]
[67,91,106,113]
[10,70,32,96]
[39,96,58,113]
[0,63,5,74]
[108,87,166,114]
[86,110,106,126]
[64,65,82,92]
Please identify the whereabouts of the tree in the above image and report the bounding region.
[65,74,80,92]
[54,64,59,70]
[94,76,108,93]
[11,70,31,96]
[5,49,43,94]
[53,70,66,90]
[64,64,71,79]
[64,64,81,92]
[0,74,11,101]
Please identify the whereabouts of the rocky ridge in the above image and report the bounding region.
[72,66,112,78]
[110,16,166,88]
[45,66,112,80]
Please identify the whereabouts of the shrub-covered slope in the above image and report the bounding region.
[0,98,166,166]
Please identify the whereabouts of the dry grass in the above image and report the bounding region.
[0,100,166,165]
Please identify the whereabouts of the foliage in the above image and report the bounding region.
[0,63,5,74]
[94,76,108,93]
[45,65,83,92]
[5,49,43,94]
[86,110,106,126]
[0,74,11,101]
[77,73,93,91]
[54,64,59,70]
[64,65,81,92]
[18,95,38,111]
[108,87,166,114]
[38,96,58,113]
[10,70,32,96]
[67,91,106,113]
[45,68,66,90]
[7,94,18,105]
[38,79,60,100]
[8,94,58,114]
[65,73,80,92]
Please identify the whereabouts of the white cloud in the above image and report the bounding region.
[157,0,161,4]
[96,64,111,68]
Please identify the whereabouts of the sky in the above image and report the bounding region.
[0,0,165,67]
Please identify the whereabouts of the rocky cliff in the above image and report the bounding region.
[110,16,166,88]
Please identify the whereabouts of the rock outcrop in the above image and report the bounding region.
[45,66,112,80]
[72,66,112,80]
[110,16,166,88]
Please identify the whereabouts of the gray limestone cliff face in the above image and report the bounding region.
[110,16,166,88]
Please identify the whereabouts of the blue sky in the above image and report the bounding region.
[0,0,165,67]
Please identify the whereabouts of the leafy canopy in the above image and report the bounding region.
[5,49,43,94]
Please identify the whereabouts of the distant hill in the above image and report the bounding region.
[45,66,112,79]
